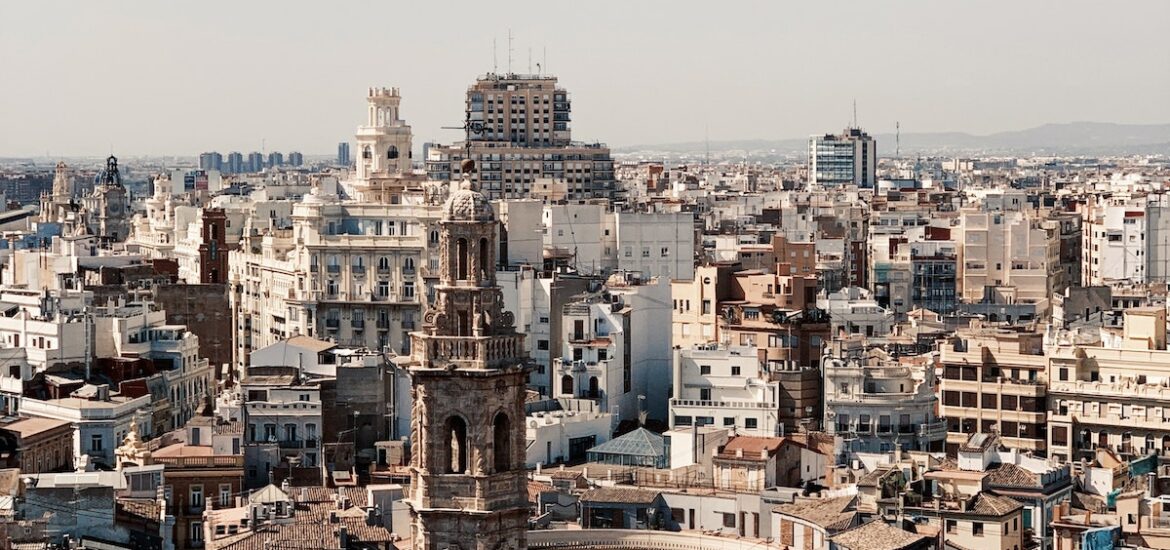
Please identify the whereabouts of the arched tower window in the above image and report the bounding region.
[588,376,600,399]
[362,146,372,160]
[493,412,512,473]
[457,238,468,280]
[445,416,468,474]
[561,375,573,396]
[479,238,490,282]
[387,146,399,160]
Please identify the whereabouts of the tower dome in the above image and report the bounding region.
[442,179,494,222]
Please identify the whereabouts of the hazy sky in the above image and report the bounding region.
[2,1,1168,157]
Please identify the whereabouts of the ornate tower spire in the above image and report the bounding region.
[407,159,529,550]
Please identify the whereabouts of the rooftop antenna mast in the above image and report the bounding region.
[507,29,513,74]
[852,99,858,129]
[542,47,547,75]
[493,38,498,73]
[528,47,532,74]
[896,121,901,159]
[705,124,710,167]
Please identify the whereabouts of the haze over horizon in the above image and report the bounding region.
[2,1,1168,157]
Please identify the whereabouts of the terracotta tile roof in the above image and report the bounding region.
[117,498,161,523]
[580,487,661,505]
[774,496,857,532]
[716,436,786,461]
[214,499,397,550]
[857,467,894,488]
[832,520,932,550]
[985,462,1042,489]
[0,417,71,437]
[528,481,553,503]
[958,433,998,453]
[968,492,1023,516]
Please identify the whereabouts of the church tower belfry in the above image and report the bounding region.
[407,160,529,550]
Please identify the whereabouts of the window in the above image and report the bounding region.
[190,485,204,511]
[675,415,693,426]
[91,434,103,452]
[446,416,468,474]
[723,417,735,426]
[191,522,203,543]
[700,388,711,401]
[731,366,741,376]
[745,418,758,430]
[946,520,957,534]
[219,484,232,507]
[722,513,736,528]
[700,365,711,375]
[537,340,549,351]
[973,522,984,536]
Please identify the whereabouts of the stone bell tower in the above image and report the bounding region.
[407,160,529,550]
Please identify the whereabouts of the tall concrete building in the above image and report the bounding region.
[267,151,283,168]
[809,127,876,188]
[337,142,350,167]
[426,73,617,201]
[226,151,244,174]
[199,152,223,171]
[287,151,303,166]
[247,151,264,173]
[406,165,529,550]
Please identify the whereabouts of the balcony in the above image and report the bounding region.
[327,265,341,274]
[325,319,340,330]
[402,320,416,330]
[377,266,391,275]
[352,266,366,277]
[153,455,244,468]
[376,319,391,330]
[352,319,366,330]
[278,439,318,449]
[669,398,776,410]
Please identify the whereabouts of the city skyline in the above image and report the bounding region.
[2,1,1169,157]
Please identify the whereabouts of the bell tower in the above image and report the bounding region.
[407,160,529,550]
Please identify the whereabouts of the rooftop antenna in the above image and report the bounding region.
[543,46,547,75]
[528,47,532,74]
[896,121,901,159]
[507,29,513,74]
[705,124,710,167]
[852,99,858,129]
[493,37,498,74]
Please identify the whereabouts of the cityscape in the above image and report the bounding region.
[1,2,1169,550]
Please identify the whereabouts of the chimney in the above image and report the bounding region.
[1150,472,1159,498]
[366,506,378,526]
[330,511,339,524]
[338,525,349,548]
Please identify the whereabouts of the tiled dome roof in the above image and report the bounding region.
[443,180,494,222]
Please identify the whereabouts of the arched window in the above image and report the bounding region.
[429,230,440,245]
[387,146,399,160]
[457,238,468,280]
[588,377,600,399]
[446,416,467,474]
[362,146,372,160]
[479,238,490,280]
[561,375,573,396]
[404,257,415,273]
[493,412,511,473]
[378,256,390,271]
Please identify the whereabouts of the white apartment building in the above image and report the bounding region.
[0,289,90,372]
[817,286,894,339]
[823,343,946,455]
[229,87,442,374]
[614,211,695,281]
[1081,197,1148,285]
[669,345,782,437]
[525,403,613,467]
[21,385,151,467]
[241,372,322,468]
[552,275,672,424]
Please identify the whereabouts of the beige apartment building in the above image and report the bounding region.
[954,208,1060,308]
[1048,308,1170,463]
[939,327,1049,455]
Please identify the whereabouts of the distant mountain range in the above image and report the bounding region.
[615,122,1170,157]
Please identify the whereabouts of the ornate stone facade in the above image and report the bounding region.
[407,172,529,550]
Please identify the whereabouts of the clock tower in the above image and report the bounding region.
[406,160,529,550]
